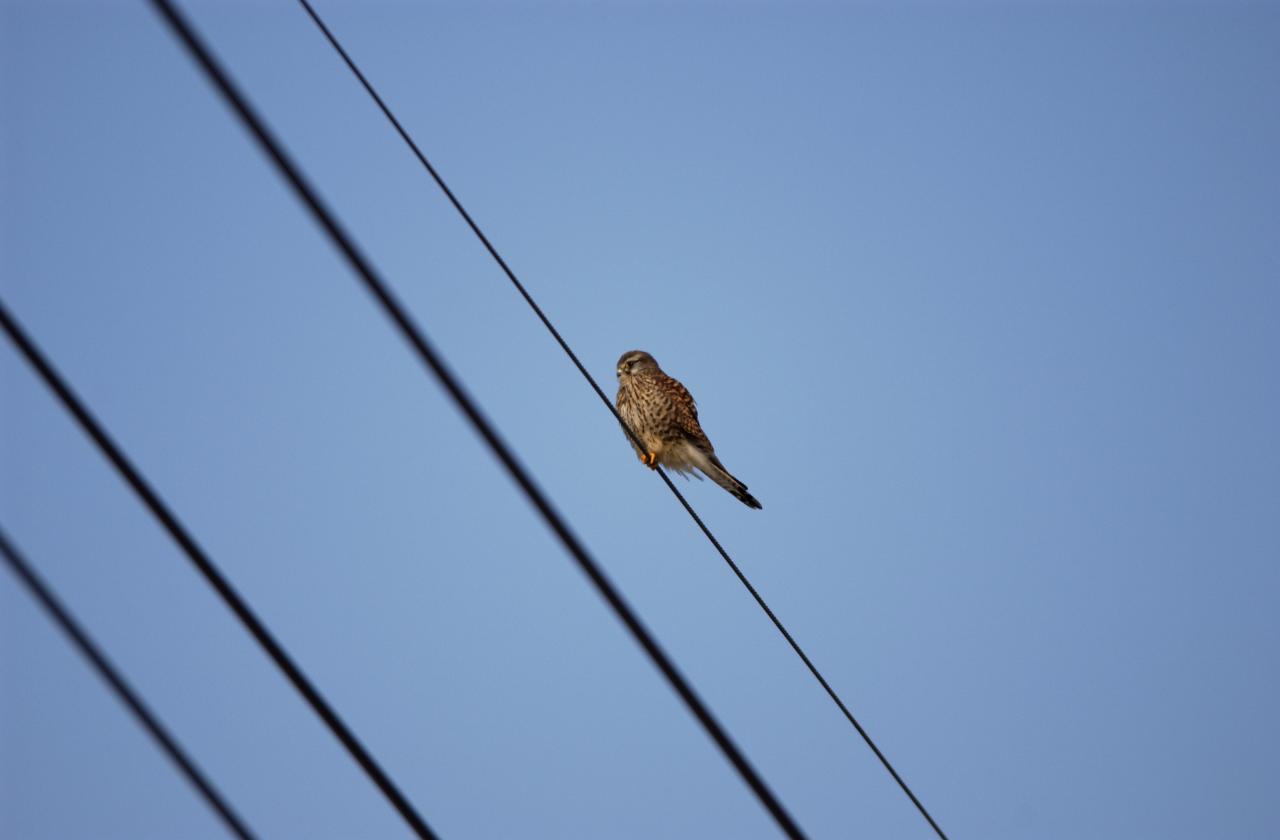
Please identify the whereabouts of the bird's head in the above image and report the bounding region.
[617,350,658,380]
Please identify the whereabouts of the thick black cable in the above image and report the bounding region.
[0,304,439,840]
[293,3,949,838]
[144,1,806,837]
[0,527,257,840]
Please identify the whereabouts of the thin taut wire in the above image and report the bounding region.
[0,300,439,840]
[294,3,949,838]
[0,526,257,840]
[146,1,806,836]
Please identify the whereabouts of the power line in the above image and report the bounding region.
[292,3,949,838]
[0,303,439,840]
[144,0,807,836]
[0,526,257,840]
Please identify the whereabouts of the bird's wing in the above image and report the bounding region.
[666,375,715,453]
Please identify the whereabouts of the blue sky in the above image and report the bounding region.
[3,1,1278,838]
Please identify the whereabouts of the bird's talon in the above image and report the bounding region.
[640,452,658,468]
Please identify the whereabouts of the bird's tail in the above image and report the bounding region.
[702,453,763,510]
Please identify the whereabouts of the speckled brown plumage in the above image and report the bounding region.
[615,350,762,509]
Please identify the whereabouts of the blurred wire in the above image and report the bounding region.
[0,299,440,840]
[0,526,257,840]
[293,2,949,837]
[144,0,807,836]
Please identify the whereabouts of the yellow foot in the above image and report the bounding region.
[639,452,659,469]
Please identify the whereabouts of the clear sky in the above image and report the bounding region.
[2,1,1278,838]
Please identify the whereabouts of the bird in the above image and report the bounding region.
[615,350,762,509]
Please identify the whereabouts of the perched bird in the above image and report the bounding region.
[615,350,762,509]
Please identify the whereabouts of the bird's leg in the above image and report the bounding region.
[639,452,659,468]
